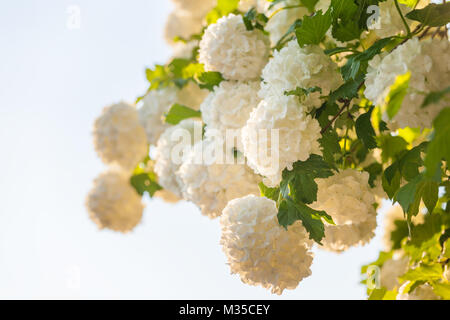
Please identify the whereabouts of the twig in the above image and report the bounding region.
[394,0,411,35]
[320,100,351,134]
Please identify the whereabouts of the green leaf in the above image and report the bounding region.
[341,37,393,81]
[285,86,322,102]
[278,198,331,244]
[401,263,443,282]
[421,86,450,108]
[319,129,341,167]
[130,173,162,197]
[296,10,332,47]
[424,108,450,177]
[280,154,334,204]
[378,135,408,162]
[164,104,201,125]
[197,71,224,91]
[330,0,361,42]
[328,73,364,103]
[363,162,382,188]
[431,282,450,299]
[206,0,240,24]
[385,72,411,119]
[355,106,377,149]
[405,3,450,27]
[243,8,268,31]
[398,0,419,8]
[258,182,280,202]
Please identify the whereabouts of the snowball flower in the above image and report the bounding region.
[260,40,343,110]
[314,169,376,225]
[138,84,208,145]
[242,94,322,187]
[154,119,202,198]
[364,38,450,129]
[178,138,261,218]
[397,282,439,300]
[164,11,204,45]
[201,81,261,149]
[86,170,144,233]
[220,195,313,294]
[170,0,216,18]
[321,213,377,252]
[312,169,377,252]
[264,0,309,46]
[380,256,409,291]
[93,102,148,171]
[199,14,270,81]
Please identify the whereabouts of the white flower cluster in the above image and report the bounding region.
[154,119,202,199]
[138,83,208,145]
[312,169,377,252]
[242,94,322,187]
[260,40,343,110]
[201,80,261,149]
[397,282,439,300]
[220,195,313,294]
[365,38,450,129]
[86,170,144,233]
[380,256,409,291]
[199,14,270,81]
[178,138,261,218]
[93,102,148,171]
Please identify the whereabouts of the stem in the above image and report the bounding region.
[320,100,350,134]
[394,0,411,35]
[268,5,303,19]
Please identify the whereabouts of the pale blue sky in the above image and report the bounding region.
[0,0,389,299]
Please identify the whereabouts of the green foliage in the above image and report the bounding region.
[285,86,322,102]
[341,37,393,81]
[164,104,201,125]
[276,155,335,243]
[421,86,450,109]
[258,182,280,202]
[385,72,411,119]
[130,173,162,197]
[243,8,268,31]
[295,10,332,47]
[207,0,240,24]
[405,3,450,27]
[355,106,377,149]
[424,108,450,177]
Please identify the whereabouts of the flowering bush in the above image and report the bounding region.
[88,0,450,299]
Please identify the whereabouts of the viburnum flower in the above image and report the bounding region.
[199,14,270,81]
[397,282,439,300]
[93,102,147,171]
[380,256,409,291]
[170,0,216,18]
[86,170,144,233]
[321,214,377,252]
[154,119,202,198]
[364,37,450,129]
[201,80,261,150]
[314,169,376,225]
[260,40,343,110]
[138,83,208,145]
[312,169,377,252]
[164,11,204,45]
[264,0,309,46]
[220,195,313,294]
[177,138,261,218]
[242,94,322,187]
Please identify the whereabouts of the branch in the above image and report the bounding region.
[320,100,351,134]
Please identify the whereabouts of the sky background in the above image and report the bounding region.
[0,0,390,299]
